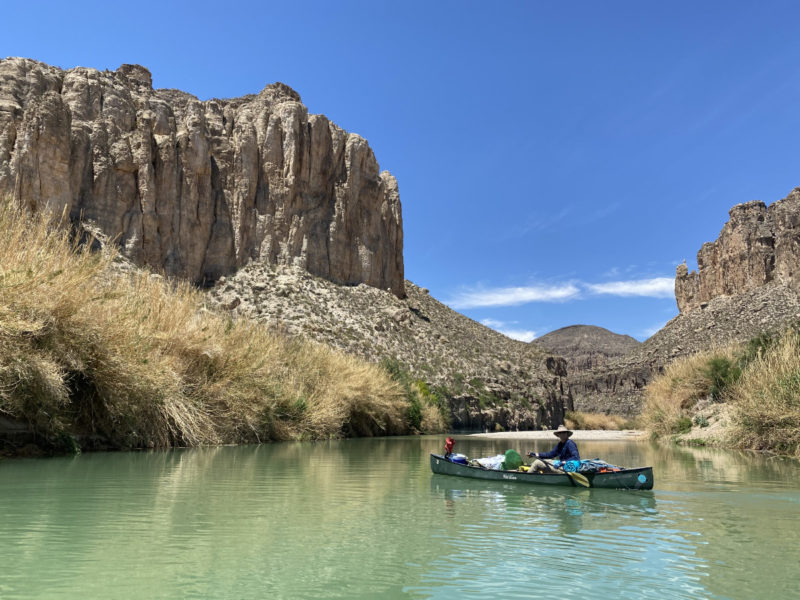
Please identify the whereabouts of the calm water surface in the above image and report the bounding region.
[1,436,798,599]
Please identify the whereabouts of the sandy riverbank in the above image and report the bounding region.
[465,429,647,441]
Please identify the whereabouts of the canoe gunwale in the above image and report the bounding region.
[429,453,654,490]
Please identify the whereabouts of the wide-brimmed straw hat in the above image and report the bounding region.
[553,424,573,437]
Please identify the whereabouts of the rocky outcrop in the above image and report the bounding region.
[675,189,800,312]
[206,264,573,431]
[570,281,800,415]
[565,187,800,415]
[0,57,404,296]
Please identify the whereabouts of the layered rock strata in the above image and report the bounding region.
[675,189,800,312]
[0,58,404,296]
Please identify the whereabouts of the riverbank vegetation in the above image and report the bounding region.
[564,411,638,431]
[0,201,416,453]
[642,329,800,457]
[380,358,449,433]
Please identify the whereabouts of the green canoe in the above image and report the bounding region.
[430,453,654,490]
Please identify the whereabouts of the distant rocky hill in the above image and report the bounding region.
[206,264,573,431]
[0,57,403,296]
[570,188,800,416]
[534,325,641,371]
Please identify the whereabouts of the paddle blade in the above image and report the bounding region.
[568,471,591,488]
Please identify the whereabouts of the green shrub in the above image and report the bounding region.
[379,358,450,432]
[703,357,741,401]
[671,416,693,434]
[406,395,422,430]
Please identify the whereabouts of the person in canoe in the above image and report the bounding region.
[528,425,580,473]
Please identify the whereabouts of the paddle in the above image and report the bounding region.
[528,454,591,488]
[562,467,591,488]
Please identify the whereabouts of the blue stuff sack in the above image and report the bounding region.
[449,454,468,464]
[563,460,580,472]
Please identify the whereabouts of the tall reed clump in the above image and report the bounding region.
[0,200,409,451]
[726,330,800,457]
[641,347,740,437]
[379,358,449,433]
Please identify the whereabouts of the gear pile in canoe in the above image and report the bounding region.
[431,437,654,490]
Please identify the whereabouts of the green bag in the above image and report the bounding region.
[501,449,523,470]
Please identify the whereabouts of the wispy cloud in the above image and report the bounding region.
[481,318,536,342]
[448,276,674,309]
[584,277,674,298]
[448,284,581,309]
[480,318,506,329]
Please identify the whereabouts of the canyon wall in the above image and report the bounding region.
[568,187,800,415]
[0,58,404,296]
[675,188,800,312]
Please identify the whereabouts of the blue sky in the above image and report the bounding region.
[5,1,800,341]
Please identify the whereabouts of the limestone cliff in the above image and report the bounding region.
[675,188,800,312]
[0,58,404,296]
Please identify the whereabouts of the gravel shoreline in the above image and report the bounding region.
[465,429,647,441]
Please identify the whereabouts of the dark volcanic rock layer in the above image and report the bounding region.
[0,58,404,296]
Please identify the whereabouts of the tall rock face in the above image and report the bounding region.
[675,189,800,312]
[0,58,404,296]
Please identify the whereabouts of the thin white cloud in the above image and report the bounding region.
[480,318,506,329]
[585,277,674,298]
[448,276,674,310]
[500,329,537,342]
[448,284,580,309]
[480,319,536,342]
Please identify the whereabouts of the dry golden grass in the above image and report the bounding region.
[0,200,409,450]
[643,332,800,456]
[727,330,800,457]
[641,346,738,437]
[419,403,448,433]
[564,411,637,430]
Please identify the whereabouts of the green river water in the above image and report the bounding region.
[0,436,798,599]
